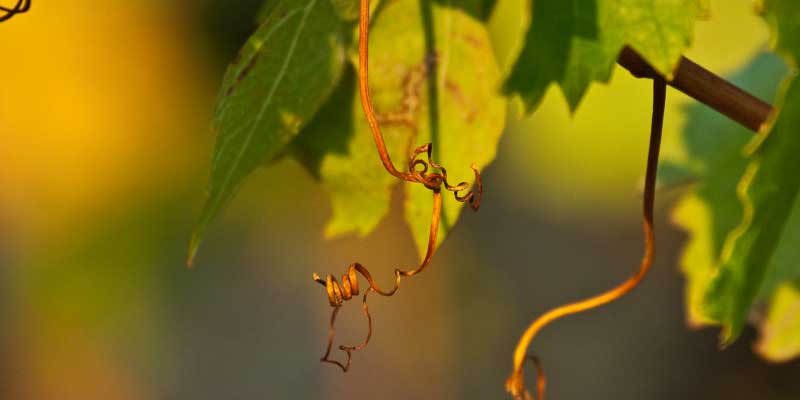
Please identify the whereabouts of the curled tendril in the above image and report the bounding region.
[0,0,30,23]
[313,190,442,371]
[357,0,483,203]
[505,78,667,400]
[409,143,482,210]
[310,0,484,372]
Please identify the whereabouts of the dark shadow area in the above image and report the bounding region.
[290,66,358,178]
[503,0,598,110]
[193,0,266,70]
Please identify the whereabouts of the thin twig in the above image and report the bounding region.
[313,189,442,370]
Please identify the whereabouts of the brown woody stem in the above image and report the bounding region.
[617,46,774,133]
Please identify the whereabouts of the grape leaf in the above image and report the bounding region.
[291,0,506,256]
[662,52,788,327]
[403,0,506,256]
[189,0,347,264]
[702,0,800,344]
[504,0,704,112]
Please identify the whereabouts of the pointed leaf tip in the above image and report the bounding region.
[189,0,347,259]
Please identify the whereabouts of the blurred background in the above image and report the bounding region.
[1,0,799,399]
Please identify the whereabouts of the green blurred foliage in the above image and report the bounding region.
[705,0,800,345]
[665,0,800,359]
[662,52,788,326]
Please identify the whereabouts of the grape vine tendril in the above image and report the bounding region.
[505,78,667,400]
[311,0,483,371]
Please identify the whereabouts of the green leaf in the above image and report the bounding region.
[189,0,347,264]
[291,0,506,256]
[504,0,702,112]
[756,280,800,362]
[702,0,800,344]
[662,52,788,327]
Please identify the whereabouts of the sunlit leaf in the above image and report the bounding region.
[189,0,347,264]
[702,0,800,344]
[504,0,703,112]
[292,0,506,256]
[292,67,410,237]
[662,52,788,327]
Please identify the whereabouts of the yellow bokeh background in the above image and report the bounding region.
[0,1,212,244]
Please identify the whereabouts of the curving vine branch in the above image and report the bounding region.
[505,78,667,400]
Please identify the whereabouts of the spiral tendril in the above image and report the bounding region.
[313,190,442,371]
[0,0,30,23]
[310,0,484,372]
[409,143,482,210]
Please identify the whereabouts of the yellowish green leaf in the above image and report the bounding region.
[663,53,788,327]
[703,0,800,344]
[292,0,506,256]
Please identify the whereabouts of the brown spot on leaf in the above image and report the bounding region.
[376,54,440,131]
[445,80,477,123]
[460,33,484,49]
[224,51,261,98]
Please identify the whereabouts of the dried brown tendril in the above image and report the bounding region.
[0,0,30,23]
[312,189,440,371]
[310,0,483,371]
[505,78,667,400]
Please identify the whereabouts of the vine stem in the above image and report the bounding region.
[358,0,415,182]
[505,78,667,400]
[617,46,773,133]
